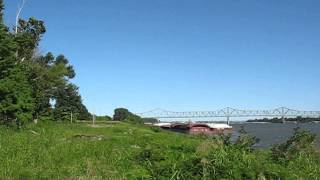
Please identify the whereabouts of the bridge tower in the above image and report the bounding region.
[281,107,286,123]
[226,107,230,125]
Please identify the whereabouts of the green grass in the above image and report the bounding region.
[0,121,201,179]
[0,121,319,179]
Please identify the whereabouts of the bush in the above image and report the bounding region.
[134,127,320,179]
[271,127,317,163]
[235,126,260,151]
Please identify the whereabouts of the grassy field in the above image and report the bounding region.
[0,121,320,179]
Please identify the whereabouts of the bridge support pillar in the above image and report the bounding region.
[281,116,285,123]
[281,107,286,123]
[227,116,230,125]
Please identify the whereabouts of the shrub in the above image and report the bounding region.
[235,126,260,151]
[271,127,317,163]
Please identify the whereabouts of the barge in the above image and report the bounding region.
[154,122,233,135]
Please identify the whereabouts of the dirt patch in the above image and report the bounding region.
[88,124,113,128]
[71,134,105,141]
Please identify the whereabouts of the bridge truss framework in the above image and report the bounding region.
[137,107,320,124]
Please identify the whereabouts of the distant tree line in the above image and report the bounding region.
[247,116,320,123]
[0,0,90,126]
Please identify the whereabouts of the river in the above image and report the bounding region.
[231,122,320,148]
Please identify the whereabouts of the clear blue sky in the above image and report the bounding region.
[3,0,320,115]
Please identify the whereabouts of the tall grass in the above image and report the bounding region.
[0,121,319,179]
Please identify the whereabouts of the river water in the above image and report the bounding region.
[231,122,320,149]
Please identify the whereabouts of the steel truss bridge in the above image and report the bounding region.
[137,107,320,124]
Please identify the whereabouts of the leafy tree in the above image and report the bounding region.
[0,0,16,79]
[113,108,129,121]
[28,53,76,119]
[96,115,112,121]
[0,0,89,125]
[0,1,35,125]
[15,17,46,60]
[0,66,35,125]
[28,53,55,118]
[142,118,159,123]
[53,84,90,121]
[113,108,143,124]
[0,0,3,19]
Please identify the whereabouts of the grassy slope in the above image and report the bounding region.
[0,121,319,179]
[0,122,201,179]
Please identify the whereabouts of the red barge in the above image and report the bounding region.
[154,122,233,135]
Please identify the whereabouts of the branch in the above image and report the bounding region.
[15,0,26,34]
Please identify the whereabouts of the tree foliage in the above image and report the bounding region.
[0,66,34,125]
[235,126,260,151]
[54,84,90,121]
[0,1,89,126]
[96,115,112,121]
[142,118,159,123]
[271,127,317,163]
[247,116,320,123]
[113,108,143,124]
[15,17,46,60]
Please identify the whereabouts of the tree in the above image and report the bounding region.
[53,84,90,121]
[28,53,55,118]
[0,0,3,19]
[15,17,46,60]
[28,53,76,119]
[0,0,16,79]
[142,118,159,123]
[96,115,112,121]
[0,0,89,125]
[0,1,35,125]
[113,108,143,124]
[0,66,35,125]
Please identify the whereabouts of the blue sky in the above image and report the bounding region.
[3,0,320,116]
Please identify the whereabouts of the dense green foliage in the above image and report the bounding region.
[0,1,89,126]
[95,115,112,121]
[272,127,317,163]
[0,121,319,179]
[53,84,90,121]
[142,118,159,123]
[113,108,143,124]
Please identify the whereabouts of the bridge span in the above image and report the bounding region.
[136,107,320,124]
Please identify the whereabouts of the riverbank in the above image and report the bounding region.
[0,121,319,179]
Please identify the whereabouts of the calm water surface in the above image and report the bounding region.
[231,122,320,148]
